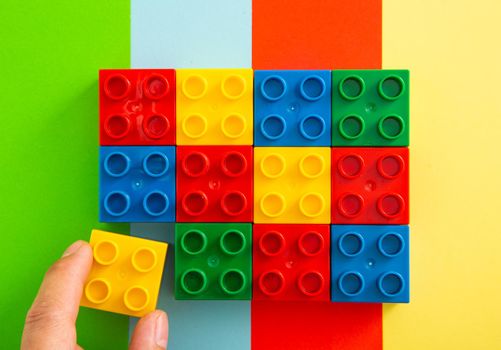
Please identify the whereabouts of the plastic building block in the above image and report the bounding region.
[80,229,168,316]
[254,147,331,223]
[176,69,253,145]
[331,147,409,224]
[331,70,409,146]
[331,225,409,303]
[99,146,175,222]
[99,69,176,145]
[252,224,330,301]
[175,223,252,300]
[254,70,331,146]
[176,146,253,222]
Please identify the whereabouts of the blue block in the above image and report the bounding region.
[254,70,332,146]
[331,225,409,303]
[99,146,175,222]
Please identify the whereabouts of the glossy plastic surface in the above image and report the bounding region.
[332,70,409,146]
[176,69,253,145]
[331,147,409,224]
[331,225,409,303]
[254,147,331,223]
[252,224,330,301]
[175,223,252,300]
[80,229,168,316]
[254,70,331,146]
[99,69,176,145]
[176,146,253,222]
[99,146,175,222]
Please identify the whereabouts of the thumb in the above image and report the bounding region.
[129,310,168,350]
[21,240,93,350]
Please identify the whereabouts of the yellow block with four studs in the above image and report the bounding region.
[176,69,253,145]
[254,147,331,223]
[80,230,168,317]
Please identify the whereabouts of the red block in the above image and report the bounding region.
[253,224,330,301]
[99,69,176,145]
[176,146,253,222]
[332,147,409,224]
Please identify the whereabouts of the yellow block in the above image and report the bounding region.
[80,230,168,317]
[254,147,331,223]
[176,69,253,145]
[383,0,501,349]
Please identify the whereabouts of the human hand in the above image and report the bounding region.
[21,240,168,349]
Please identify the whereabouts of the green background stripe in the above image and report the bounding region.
[0,0,130,348]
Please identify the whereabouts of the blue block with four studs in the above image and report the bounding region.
[99,146,175,222]
[254,70,331,146]
[331,225,409,303]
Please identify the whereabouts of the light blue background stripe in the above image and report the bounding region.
[130,224,251,350]
[131,0,252,68]
[130,2,252,347]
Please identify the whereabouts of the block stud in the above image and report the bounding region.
[143,73,170,100]
[297,271,325,297]
[94,240,119,265]
[131,247,158,273]
[123,286,150,312]
[85,278,112,304]
[219,269,247,295]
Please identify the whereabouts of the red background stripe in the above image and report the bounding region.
[252,0,383,348]
[252,0,382,70]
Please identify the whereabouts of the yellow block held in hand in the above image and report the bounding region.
[80,230,168,317]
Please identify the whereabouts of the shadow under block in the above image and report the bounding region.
[99,69,176,145]
[99,146,176,222]
[332,70,409,146]
[176,146,253,222]
[331,225,409,303]
[254,147,331,224]
[175,223,252,300]
[254,70,331,146]
[176,69,253,145]
[253,224,330,301]
[80,230,168,317]
[331,147,409,224]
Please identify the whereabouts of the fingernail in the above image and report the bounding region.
[155,311,168,349]
[62,241,84,257]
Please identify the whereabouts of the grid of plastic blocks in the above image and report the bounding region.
[175,223,252,300]
[176,69,253,145]
[99,146,176,222]
[96,68,411,306]
[254,70,331,146]
[331,70,409,146]
[254,147,331,223]
[253,224,330,301]
[176,146,253,222]
[331,147,409,224]
[330,225,409,303]
[99,69,176,145]
[80,229,168,317]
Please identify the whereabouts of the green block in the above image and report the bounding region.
[332,70,410,146]
[175,223,252,300]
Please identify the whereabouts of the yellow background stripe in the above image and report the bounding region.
[383,0,501,348]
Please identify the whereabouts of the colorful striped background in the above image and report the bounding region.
[1,0,501,349]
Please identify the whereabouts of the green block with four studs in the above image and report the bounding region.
[175,223,252,300]
[332,70,409,146]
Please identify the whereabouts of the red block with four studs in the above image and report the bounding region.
[99,69,176,145]
[176,146,253,222]
[252,224,330,301]
[331,147,409,224]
